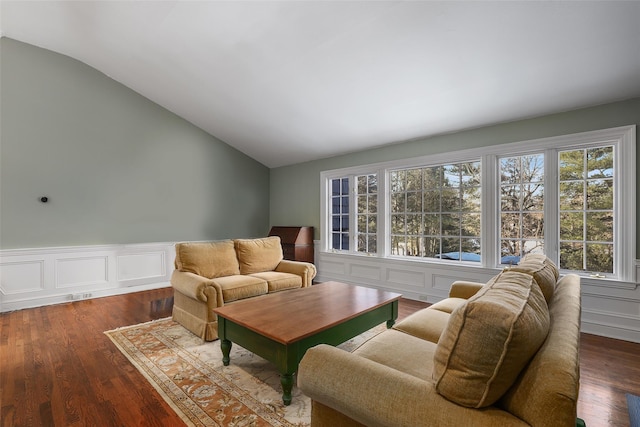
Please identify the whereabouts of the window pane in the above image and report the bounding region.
[587,146,613,178]
[443,165,460,187]
[560,212,583,240]
[391,193,405,213]
[368,195,377,213]
[406,169,422,191]
[559,150,584,180]
[586,212,613,242]
[407,192,422,212]
[462,187,481,212]
[501,213,521,238]
[423,237,440,257]
[560,242,583,271]
[423,214,440,235]
[406,214,421,235]
[442,213,460,236]
[424,166,441,188]
[587,179,613,210]
[559,182,584,210]
[461,213,480,237]
[500,185,520,212]
[423,190,440,212]
[391,214,405,234]
[522,212,543,239]
[586,243,613,273]
[390,171,405,192]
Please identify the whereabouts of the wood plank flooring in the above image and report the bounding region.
[1,287,639,426]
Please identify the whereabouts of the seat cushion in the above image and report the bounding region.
[433,270,550,408]
[393,308,451,344]
[509,253,559,303]
[174,240,240,279]
[354,329,438,381]
[249,271,302,292]
[234,236,284,274]
[212,275,268,303]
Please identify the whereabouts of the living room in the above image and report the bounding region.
[1,2,640,426]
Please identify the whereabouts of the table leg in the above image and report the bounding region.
[221,339,232,366]
[280,372,294,405]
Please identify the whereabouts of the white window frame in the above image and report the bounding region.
[320,125,635,282]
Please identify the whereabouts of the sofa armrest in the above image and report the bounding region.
[275,260,317,287]
[298,344,526,427]
[448,280,485,299]
[170,270,223,306]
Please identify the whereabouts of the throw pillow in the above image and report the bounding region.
[510,253,559,304]
[234,236,284,274]
[433,270,550,408]
[175,240,240,279]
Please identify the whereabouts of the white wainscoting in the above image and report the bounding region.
[315,248,640,344]
[0,242,175,312]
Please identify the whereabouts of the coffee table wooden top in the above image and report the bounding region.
[213,281,402,345]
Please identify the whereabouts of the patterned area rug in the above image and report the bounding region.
[105,318,384,427]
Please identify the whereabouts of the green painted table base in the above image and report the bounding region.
[218,300,398,405]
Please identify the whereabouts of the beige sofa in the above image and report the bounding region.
[298,255,582,427]
[171,236,316,341]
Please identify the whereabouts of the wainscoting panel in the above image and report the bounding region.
[117,252,166,284]
[56,256,109,288]
[316,250,640,343]
[0,243,175,312]
[0,260,45,295]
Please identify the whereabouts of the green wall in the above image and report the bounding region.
[270,97,640,252]
[0,38,270,249]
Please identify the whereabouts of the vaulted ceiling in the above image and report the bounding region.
[2,1,640,167]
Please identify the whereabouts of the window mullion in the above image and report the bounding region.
[544,148,559,264]
[481,154,497,267]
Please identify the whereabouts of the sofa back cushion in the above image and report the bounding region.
[433,271,550,408]
[175,240,240,279]
[234,236,283,274]
[509,253,559,304]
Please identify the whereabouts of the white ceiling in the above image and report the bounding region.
[2,1,640,168]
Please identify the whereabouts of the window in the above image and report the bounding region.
[499,154,544,264]
[356,174,378,254]
[559,146,614,274]
[330,177,349,251]
[321,126,635,282]
[389,162,481,260]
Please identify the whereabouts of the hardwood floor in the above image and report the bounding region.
[1,287,638,426]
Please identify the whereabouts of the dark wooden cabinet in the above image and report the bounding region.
[268,226,314,264]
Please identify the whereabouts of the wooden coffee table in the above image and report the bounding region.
[213,281,402,405]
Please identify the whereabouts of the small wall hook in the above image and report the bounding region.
[40,196,49,203]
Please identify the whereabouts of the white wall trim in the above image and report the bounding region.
[0,242,176,312]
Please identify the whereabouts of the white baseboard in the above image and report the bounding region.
[0,242,176,312]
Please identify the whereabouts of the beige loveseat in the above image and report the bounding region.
[171,236,316,341]
[298,255,582,427]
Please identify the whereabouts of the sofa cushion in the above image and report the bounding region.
[249,271,302,292]
[175,240,240,279]
[509,253,559,304]
[234,236,284,274]
[212,275,268,303]
[354,329,438,381]
[433,270,550,408]
[393,308,452,344]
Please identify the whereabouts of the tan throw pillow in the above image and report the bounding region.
[174,240,240,279]
[510,254,559,304]
[234,236,283,274]
[433,271,550,408]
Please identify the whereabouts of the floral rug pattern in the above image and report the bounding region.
[105,318,383,427]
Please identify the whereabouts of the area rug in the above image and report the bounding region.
[105,318,384,427]
[629,393,640,427]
